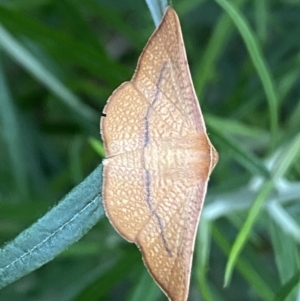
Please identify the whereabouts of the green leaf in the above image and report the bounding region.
[208,122,271,179]
[214,0,278,150]
[195,0,247,99]
[224,133,300,286]
[0,57,29,197]
[273,270,300,301]
[0,165,104,289]
[213,225,274,301]
[127,268,162,301]
[0,24,98,126]
[89,137,105,158]
[224,180,274,286]
[72,250,140,301]
[269,218,300,287]
[145,0,168,26]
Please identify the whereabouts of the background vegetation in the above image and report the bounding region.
[0,0,300,300]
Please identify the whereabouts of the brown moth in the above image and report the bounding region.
[100,6,218,301]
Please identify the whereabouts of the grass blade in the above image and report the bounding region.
[214,0,278,150]
[0,24,98,125]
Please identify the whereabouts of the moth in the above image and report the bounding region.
[100,6,218,301]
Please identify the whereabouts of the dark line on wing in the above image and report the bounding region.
[144,170,152,211]
[153,211,172,256]
[144,171,172,257]
[143,62,168,147]
[142,62,172,257]
[132,63,192,137]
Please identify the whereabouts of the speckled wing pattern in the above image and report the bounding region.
[100,6,218,301]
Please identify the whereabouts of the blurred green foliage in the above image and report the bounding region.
[0,0,300,300]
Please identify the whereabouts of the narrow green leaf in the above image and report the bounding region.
[224,180,274,286]
[254,0,268,42]
[213,225,274,301]
[73,250,140,301]
[269,218,300,287]
[196,219,214,301]
[0,24,98,125]
[272,132,300,179]
[287,85,300,132]
[208,124,271,179]
[145,0,168,26]
[0,165,103,289]
[214,0,278,150]
[89,137,105,158]
[268,202,300,243]
[69,136,87,184]
[273,271,300,301]
[0,6,130,85]
[0,56,29,197]
[84,1,145,47]
[195,0,247,98]
[128,269,162,301]
[230,133,300,282]
[205,114,269,141]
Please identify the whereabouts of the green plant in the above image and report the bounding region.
[0,0,299,300]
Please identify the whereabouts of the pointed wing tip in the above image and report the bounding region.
[164,6,179,22]
[137,242,190,301]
